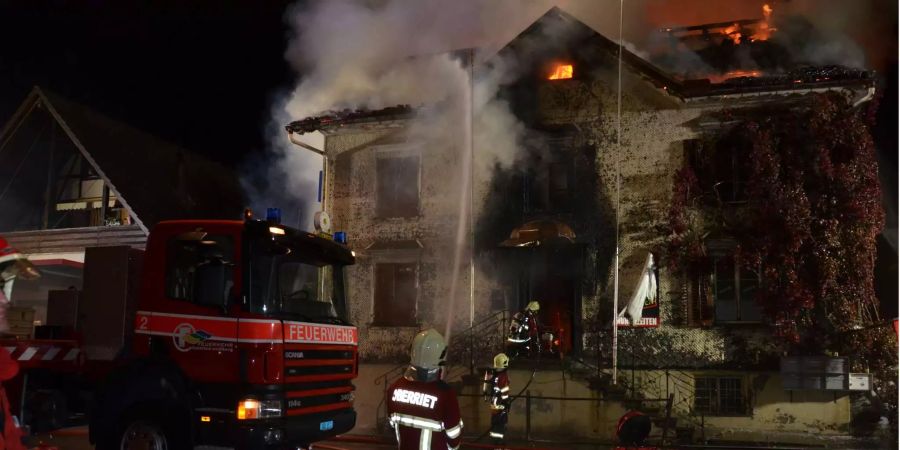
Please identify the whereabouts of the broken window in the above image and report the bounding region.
[694,376,748,416]
[376,155,419,218]
[373,262,417,326]
[712,254,762,323]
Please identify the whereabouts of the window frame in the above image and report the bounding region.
[374,146,421,219]
[693,376,750,417]
[711,252,763,324]
[164,233,236,305]
[371,261,419,327]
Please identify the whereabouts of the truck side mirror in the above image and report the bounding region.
[193,261,230,310]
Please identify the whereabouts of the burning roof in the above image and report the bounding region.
[285,104,415,134]
[285,6,876,132]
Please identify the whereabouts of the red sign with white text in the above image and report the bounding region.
[284,321,358,345]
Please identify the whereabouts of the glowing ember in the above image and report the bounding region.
[722,23,742,45]
[548,64,573,80]
[708,69,763,83]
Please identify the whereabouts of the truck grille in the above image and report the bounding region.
[283,343,356,415]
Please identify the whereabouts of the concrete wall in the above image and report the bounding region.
[325,130,475,361]
[354,364,852,445]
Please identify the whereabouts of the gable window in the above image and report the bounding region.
[373,262,417,326]
[165,234,234,304]
[694,376,748,416]
[712,254,762,323]
[376,155,419,218]
[548,63,573,80]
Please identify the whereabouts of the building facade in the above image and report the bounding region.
[289,8,883,444]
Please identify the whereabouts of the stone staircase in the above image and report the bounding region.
[566,354,703,446]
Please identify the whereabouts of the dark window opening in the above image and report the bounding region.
[694,377,748,416]
[376,155,419,218]
[713,254,762,323]
[524,161,573,213]
[683,139,749,204]
[165,234,234,304]
[373,263,417,326]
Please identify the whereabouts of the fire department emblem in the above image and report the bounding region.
[173,323,211,352]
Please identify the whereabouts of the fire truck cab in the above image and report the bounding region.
[89,217,358,449]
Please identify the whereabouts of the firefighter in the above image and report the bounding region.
[387,329,463,450]
[0,238,35,450]
[0,237,40,333]
[483,353,510,444]
[0,237,39,450]
[507,301,541,356]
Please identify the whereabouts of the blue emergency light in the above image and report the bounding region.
[334,231,347,244]
[266,208,282,225]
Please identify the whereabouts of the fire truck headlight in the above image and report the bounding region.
[237,398,282,420]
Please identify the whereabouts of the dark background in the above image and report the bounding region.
[0,1,296,167]
[0,1,895,218]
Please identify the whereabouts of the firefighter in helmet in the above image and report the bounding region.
[507,300,541,356]
[387,329,463,450]
[483,353,511,444]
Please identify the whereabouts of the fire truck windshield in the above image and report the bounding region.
[247,242,350,324]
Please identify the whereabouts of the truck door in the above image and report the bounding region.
[139,232,241,382]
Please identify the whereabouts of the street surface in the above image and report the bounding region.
[25,427,613,450]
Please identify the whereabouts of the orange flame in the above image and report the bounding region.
[708,69,763,83]
[723,23,742,45]
[752,3,775,41]
[548,64,573,80]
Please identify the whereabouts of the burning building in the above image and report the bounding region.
[284,6,885,446]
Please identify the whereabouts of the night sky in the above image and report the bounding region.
[0,1,296,167]
[0,0,896,195]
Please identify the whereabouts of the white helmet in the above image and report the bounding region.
[410,328,447,371]
[493,353,509,370]
[526,301,540,312]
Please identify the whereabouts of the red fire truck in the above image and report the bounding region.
[1,213,359,449]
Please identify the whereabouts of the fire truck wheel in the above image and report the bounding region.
[105,407,189,450]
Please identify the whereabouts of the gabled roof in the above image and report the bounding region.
[494,7,874,101]
[0,87,245,232]
[284,6,876,134]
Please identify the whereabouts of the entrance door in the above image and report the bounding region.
[514,245,583,355]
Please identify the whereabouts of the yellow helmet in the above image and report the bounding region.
[410,328,448,370]
[493,353,509,369]
[526,301,540,312]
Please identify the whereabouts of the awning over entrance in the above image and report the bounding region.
[498,219,576,248]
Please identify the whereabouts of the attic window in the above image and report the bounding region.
[548,63,573,80]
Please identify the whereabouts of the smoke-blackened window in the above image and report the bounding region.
[376,155,420,218]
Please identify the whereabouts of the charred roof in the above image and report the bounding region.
[284,7,876,133]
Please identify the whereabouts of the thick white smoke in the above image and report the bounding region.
[246,0,890,231]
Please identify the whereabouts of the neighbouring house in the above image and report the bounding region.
[285,8,890,445]
[0,87,244,325]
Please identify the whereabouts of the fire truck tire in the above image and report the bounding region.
[101,406,190,450]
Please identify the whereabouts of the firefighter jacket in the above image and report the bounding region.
[507,311,539,344]
[482,369,510,410]
[387,375,463,450]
